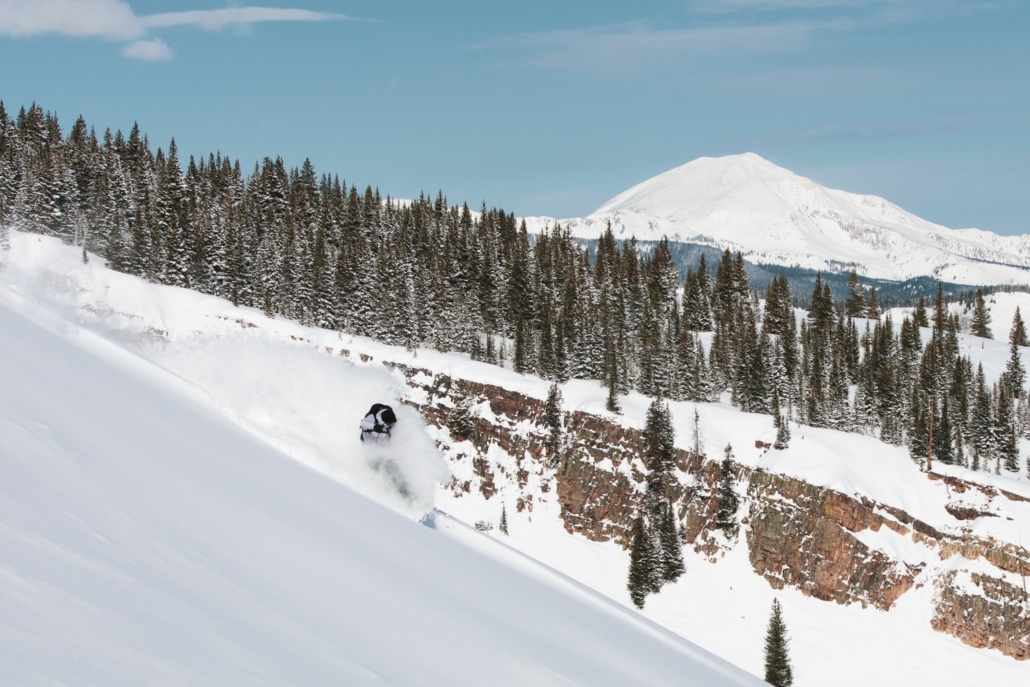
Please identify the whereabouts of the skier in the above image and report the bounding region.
[360,403,397,442]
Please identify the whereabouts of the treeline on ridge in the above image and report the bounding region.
[0,102,1027,477]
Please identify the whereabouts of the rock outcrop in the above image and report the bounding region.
[391,362,1030,661]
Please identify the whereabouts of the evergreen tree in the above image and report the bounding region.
[499,503,509,535]
[773,393,791,449]
[844,268,866,318]
[644,395,676,475]
[866,287,880,319]
[627,516,661,609]
[997,384,1019,472]
[685,255,714,332]
[912,295,929,329]
[653,481,685,583]
[970,288,992,339]
[933,396,954,465]
[634,395,685,591]
[908,391,930,467]
[543,382,564,466]
[606,348,622,414]
[714,444,739,536]
[764,599,794,687]
[448,394,478,440]
[1004,307,1027,398]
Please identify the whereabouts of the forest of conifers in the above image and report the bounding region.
[0,102,1026,475]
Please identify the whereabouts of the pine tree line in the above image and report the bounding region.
[1,103,1027,477]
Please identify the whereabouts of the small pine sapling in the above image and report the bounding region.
[772,393,790,450]
[499,503,509,535]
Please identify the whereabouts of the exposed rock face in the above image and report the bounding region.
[933,571,1030,660]
[745,471,917,610]
[390,361,1030,660]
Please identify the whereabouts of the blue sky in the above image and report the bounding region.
[1,0,1027,234]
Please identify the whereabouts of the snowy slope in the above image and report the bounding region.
[0,250,765,686]
[524,153,1030,285]
[3,232,1029,686]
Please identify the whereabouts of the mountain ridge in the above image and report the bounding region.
[523,153,1030,286]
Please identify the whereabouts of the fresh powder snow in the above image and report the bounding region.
[0,233,767,687]
[2,231,1029,686]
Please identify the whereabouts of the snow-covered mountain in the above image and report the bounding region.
[3,233,1029,686]
[0,237,764,687]
[524,153,1030,285]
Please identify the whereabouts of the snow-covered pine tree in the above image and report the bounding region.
[866,287,880,319]
[688,255,712,335]
[844,268,866,318]
[970,288,992,339]
[1004,307,1027,398]
[605,344,622,414]
[996,384,1019,472]
[908,392,930,467]
[933,396,954,465]
[764,598,794,687]
[912,294,929,328]
[773,394,791,449]
[448,394,478,441]
[714,445,739,536]
[627,516,661,609]
[543,382,564,467]
[644,395,676,475]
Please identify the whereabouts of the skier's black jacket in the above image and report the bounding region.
[360,403,397,442]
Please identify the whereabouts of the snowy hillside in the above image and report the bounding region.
[524,153,1030,285]
[0,236,766,686]
[2,232,1029,686]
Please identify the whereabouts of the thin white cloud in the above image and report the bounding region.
[0,0,350,61]
[484,0,997,75]
[485,18,860,72]
[691,0,917,11]
[141,8,347,31]
[122,37,172,61]
[0,0,142,40]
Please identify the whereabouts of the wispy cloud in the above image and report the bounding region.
[140,8,348,32]
[121,37,172,61]
[484,1,1001,74]
[0,0,351,60]
[690,0,942,12]
[0,0,143,40]
[483,18,862,73]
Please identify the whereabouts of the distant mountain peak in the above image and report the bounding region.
[525,155,1030,286]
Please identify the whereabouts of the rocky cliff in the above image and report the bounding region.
[389,361,1030,662]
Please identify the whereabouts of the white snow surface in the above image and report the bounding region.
[523,153,1030,285]
[0,234,765,686]
[2,232,1029,686]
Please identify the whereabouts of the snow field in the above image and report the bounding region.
[3,232,1029,685]
[0,238,769,686]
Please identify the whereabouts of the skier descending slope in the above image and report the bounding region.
[360,403,398,442]
[359,402,420,502]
